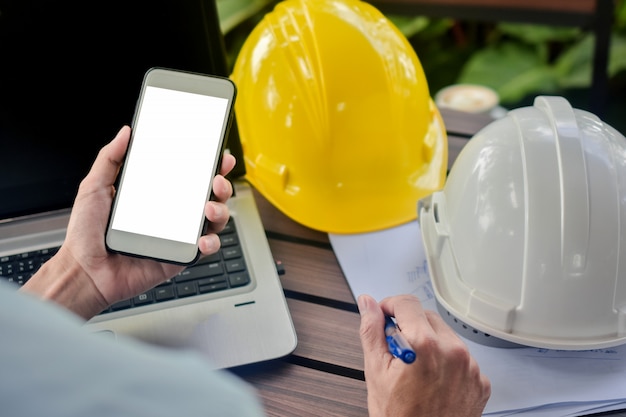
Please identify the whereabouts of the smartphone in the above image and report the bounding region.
[105,67,236,265]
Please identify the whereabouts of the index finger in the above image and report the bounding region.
[85,126,131,189]
[379,294,431,336]
[358,294,393,368]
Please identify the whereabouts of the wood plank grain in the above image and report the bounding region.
[287,298,364,371]
[370,0,596,14]
[270,239,356,304]
[369,0,599,26]
[252,187,331,244]
[236,362,368,417]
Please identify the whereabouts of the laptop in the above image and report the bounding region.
[0,0,297,369]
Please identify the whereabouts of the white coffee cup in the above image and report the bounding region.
[435,84,500,114]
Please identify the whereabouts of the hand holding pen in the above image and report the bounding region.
[357,294,491,417]
[385,316,416,364]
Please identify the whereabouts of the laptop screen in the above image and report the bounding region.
[0,0,244,221]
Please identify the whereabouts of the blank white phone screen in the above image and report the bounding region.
[111,86,228,244]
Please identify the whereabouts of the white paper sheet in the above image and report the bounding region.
[489,400,626,417]
[329,220,626,416]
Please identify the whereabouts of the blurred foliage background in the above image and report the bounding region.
[218,0,626,133]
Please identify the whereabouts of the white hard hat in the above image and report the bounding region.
[420,96,626,350]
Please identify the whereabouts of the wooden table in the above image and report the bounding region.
[232,108,626,417]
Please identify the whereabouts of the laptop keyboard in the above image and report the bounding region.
[0,218,251,315]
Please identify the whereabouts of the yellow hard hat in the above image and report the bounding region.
[231,0,447,234]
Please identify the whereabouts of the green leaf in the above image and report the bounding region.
[552,35,593,88]
[609,34,626,75]
[497,23,581,44]
[387,15,431,38]
[551,33,626,90]
[217,0,275,34]
[457,42,540,88]
[616,0,626,31]
[497,66,559,103]
[457,42,558,103]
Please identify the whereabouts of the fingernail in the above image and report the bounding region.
[212,204,223,218]
[357,295,369,315]
[115,125,129,139]
[203,234,220,253]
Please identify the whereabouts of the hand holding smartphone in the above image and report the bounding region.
[105,67,236,265]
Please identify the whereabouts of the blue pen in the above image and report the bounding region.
[385,316,416,364]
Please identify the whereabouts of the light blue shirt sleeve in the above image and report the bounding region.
[0,281,266,417]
